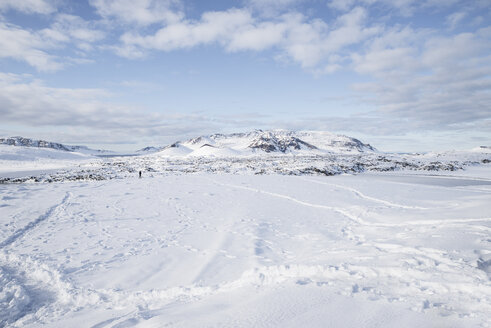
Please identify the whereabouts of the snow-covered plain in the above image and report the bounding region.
[0,145,96,176]
[1,167,491,327]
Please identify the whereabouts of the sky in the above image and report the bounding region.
[0,0,490,152]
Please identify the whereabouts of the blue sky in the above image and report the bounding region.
[0,0,490,152]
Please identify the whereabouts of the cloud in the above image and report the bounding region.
[244,0,306,16]
[328,0,357,11]
[0,22,63,71]
[328,0,461,16]
[350,27,491,131]
[0,0,56,15]
[226,20,288,51]
[89,0,183,26]
[446,11,467,29]
[0,14,105,71]
[0,73,249,146]
[118,6,379,70]
[42,14,106,51]
[50,14,105,43]
[0,73,155,130]
[351,26,428,77]
[109,0,491,74]
[120,9,254,51]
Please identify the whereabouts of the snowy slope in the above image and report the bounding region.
[0,144,96,175]
[0,171,490,326]
[136,146,161,154]
[0,137,111,177]
[294,130,376,152]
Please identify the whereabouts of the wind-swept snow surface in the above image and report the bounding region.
[1,169,490,327]
[0,144,97,177]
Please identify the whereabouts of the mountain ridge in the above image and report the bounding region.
[156,129,376,157]
[0,136,111,155]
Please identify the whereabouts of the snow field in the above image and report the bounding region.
[0,172,490,327]
[0,145,96,175]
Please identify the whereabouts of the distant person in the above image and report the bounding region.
[139,171,142,178]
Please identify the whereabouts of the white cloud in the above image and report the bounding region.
[350,27,491,131]
[121,9,254,51]
[0,73,236,145]
[471,16,484,26]
[227,20,287,51]
[328,0,461,16]
[446,11,467,29]
[352,47,419,75]
[421,32,488,68]
[55,15,105,43]
[246,6,378,69]
[111,44,147,59]
[351,26,427,77]
[247,0,303,8]
[89,0,183,26]
[328,0,357,11]
[0,22,63,71]
[279,14,330,67]
[43,14,106,51]
[0,73,113,126]
[322,7,377,54]
[0,0,56,15]
[245,0,306,16]
[0,14,105,71]
[118,6,379,69]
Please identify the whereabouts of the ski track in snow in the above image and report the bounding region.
[200,177,491,324]
[299,177,428,210]
[0,173,490,327]
[0,192,71,249]
[206,178,368,226]
[207,177,491,229]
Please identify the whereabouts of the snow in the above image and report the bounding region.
[0,136,490,326]
[294,130,375,153]
[188,144,241,157]
[1,165,490,327]
[0,145,96,175]
[156,145,193,157]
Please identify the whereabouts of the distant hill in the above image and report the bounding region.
[0,137,111,155]
[136,146,161,153]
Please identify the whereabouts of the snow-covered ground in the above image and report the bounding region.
[1,166,490,327]
[0,145,97,176]
[2,149,490,184]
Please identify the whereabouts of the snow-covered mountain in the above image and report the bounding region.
[156,130,376,157]
[136,146,161,153]
[0,137,111,155]
[0,136,72,151]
